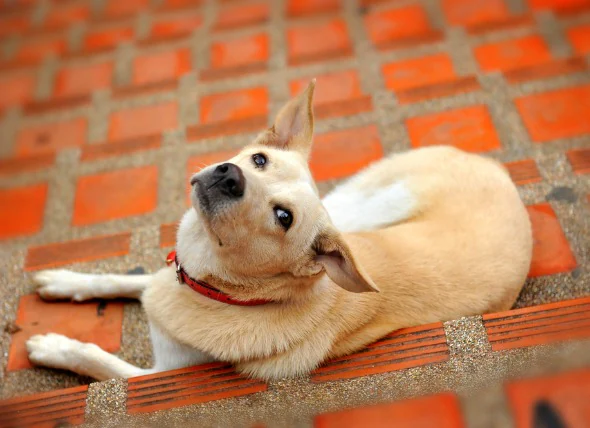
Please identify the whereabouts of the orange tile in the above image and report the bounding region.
[0,15,29,38]
[211,33,269,69]
[73,165,158,226]
[0,183,47,240]
[310,125,383,181]
[382,53,456,91]
[214,2,269,30]
[25,232,131,271]
[14,37,66,64]
[567,24,590,55]
[506,368,590,428]
[104,0,148,18]
[15,118,87,157]
[406,105,501,153]
[515,84,590,142]
[0,73,35,110]
[0,153,55,177]
[442,0,509,26]
[44,3,90,29]
[566,148,590,174]
[527,0,590,11]
[396,76,480,104]
[287,0,341,17]
[315,393,464,428]
[84,26,133,52]
[474,35,551,72]
[503,57,587,84]
[81,136,161,161]
[290,69,363,105]
[7,294,124,371]
[150,14,202,40]
[186,150,239,204]
[200,87,268,123]
[504,159,542,185]
[160,222,177,247]
[364,5,432,47]
[527,203,577,277]
[108,102,178,141]
[54,62,113,98]
[158,0,203,10]
[132,49,191,86]
[287,18,352,65]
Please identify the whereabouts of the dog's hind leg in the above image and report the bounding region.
[27,333,152,380]
[33,270,152,301]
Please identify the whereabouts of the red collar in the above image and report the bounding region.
[166,251,273,307]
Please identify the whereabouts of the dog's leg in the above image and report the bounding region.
[26,333,152,380]
[33,270,152,301]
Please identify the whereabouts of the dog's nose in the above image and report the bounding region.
[212,163,245,198]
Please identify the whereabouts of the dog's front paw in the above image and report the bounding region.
[33,270,95,301]
[26,333,86,370]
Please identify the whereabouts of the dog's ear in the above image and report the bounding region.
[259,80,315,159]
[312,230,379,293]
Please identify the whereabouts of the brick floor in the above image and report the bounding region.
[0,0,589,425]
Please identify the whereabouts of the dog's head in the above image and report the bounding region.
[189,81,377,295]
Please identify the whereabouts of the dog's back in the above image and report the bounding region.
[323,146,533,322]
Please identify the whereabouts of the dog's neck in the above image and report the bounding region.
[175,209,325,303]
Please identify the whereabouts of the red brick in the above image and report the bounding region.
[515,84,590,142]
[7,294,124,371]
[566,148,590,175]
[81,136,161,161]
[112,80,178,99]
[527,0,590,12]
[0,385,87,427]
[84,26,133,53]
[506,368,590,428]
[108,102,178,141]
[474,35,551,72]
[310,125,383,181]
[187,116,268,141]
[503,57,587,84]
[103,0,148,19]
[0,73,35,110]
[126,363,267,414]
[505,159,542,185]
[567,24,590,55]
[160,222,177,247]
[442,0,509,27]
[132,49,191,86]
[200,87,268,124]
[287,18,352,65]
[13,37,66,65]
[287,0,340,17]
[149,13,203,42]
[73,165,158,226]
[396,76,480,104]
[157,0,203,11]
[0,183,47,240]
[0,153,55,177]
[315,393,464,428]
[25,232,131,271]
[406,105,501,153]
[290,70,372,119]
[214,2,269,30]
[15,118,87,157]
[54,62,113,98]
[23,95,92,115]
[186,149,240,204]
[382,53,456,92]
[211,33,269,69]
[527,203,577,277]
[364,5,433,48]
[0,14,29,37]
[44,3,90,29]
[466,15,535,35]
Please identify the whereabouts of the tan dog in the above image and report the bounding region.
[26,81,532,381]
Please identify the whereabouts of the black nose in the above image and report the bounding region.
[212,163,245,198]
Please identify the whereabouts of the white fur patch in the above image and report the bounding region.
[150,323,214,372]
[322,181,415,232]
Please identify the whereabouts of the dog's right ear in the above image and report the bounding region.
[257,80,315,159]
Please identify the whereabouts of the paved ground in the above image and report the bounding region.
[0,0,589,426]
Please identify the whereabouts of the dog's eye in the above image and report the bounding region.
[252,153,267,168]
[274,207,293,230]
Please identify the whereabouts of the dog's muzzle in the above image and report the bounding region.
[192,162,246,211]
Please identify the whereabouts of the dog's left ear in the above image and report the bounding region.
[259,80,315,159]
[313,230,379,293]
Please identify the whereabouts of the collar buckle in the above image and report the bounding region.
[176,264,184,284]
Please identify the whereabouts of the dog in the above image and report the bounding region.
[26,81,533,381]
